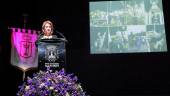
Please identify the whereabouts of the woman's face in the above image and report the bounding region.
[44,23,52,36]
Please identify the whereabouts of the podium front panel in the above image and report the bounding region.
[38,41,66,71]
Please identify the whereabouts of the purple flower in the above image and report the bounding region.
[17,68,87,96]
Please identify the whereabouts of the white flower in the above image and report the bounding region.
[54,89,58,92]
[78,84,82,88]
[68,82,72,85]
[39,83,45,88]
[78,84,83,90]
[57,75,62,80]
[25,86,30,90]
[54,79,59,83]
[66,92,70,96]
[49,86,54,90]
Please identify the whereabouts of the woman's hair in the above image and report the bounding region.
[42,20,54,33]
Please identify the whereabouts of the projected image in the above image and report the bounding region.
[90,0,167,54]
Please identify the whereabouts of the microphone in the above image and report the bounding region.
[37,30,43,36]
[37,31,44,39]
[56,31,68,42]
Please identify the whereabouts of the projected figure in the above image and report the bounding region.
[94,32,106,51]
[115,30,124,52]
[152,13,160,24]
[136,36,150,52]
[149,0,163,25]
[154,37,166,51]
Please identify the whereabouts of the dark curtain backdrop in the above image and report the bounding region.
[0,0,169,95]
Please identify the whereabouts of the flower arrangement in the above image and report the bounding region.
[17,68,87,96]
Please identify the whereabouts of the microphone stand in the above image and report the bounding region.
[56,31,68,43]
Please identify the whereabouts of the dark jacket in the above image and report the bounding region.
[35,35,58,47]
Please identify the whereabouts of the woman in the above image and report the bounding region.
[41,20,57,39]
[35,20,57,46]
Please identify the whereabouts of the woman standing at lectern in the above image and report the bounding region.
[41,20,57,39]
[35,20,58,46]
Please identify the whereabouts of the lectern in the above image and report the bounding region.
[37,38,66,71]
